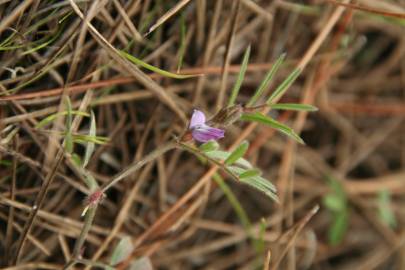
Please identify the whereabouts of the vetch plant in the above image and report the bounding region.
[188,110,225,143]
[63,49,318,269]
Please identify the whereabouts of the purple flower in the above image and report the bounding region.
[189,110,225,143]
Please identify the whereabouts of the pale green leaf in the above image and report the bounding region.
[83,111,96,168]
[378,190,396,228]
[65,96,73,153]
[329,210,348,246]
[247,53,286,106]
[228,166,278,202]
[120,50,198,79]
[205,150,252,169]
[225,141,249,165]
[199,140,220,152]
[269,103,318,112]
[110,236,134,266]
[266,68,301,103]
[241,112,305,144]
[323,194,345,212]
[228,46,251,106]
[239,169,261,179]
[36,111,90,129]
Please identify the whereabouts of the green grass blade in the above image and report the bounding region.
[247,53,286,106]
[266,68,301,104]
[213,173,252,230]
[83,110,96,168]
[269,103,318,112]
[176,12,187,72]
[329,210,349,245]
[241,112,305,144]
[21,23,64,56]
[119,50,198,79]
[65,96,73,154]
[73,134,109,145]
[378,189,396,228]
[225,141,249,165]
[36,111,90,129]
[228,46,251,106]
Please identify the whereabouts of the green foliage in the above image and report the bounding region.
[247,53,286,106]
[266,68,301,104]
[119,50,197,79]
[225,141,249,165]
[36,111,90,129]
[110,236,134,266]
[229,166,278,202]
[323,176,349,245]
[204,150,252,169]
[177,12,187,72]
[228,46,251,106]
[83,111,96,168]
[239,169,261,179]
[241,112,304,144]
[378,190,396,228]
[199,140,220,152]
[65,97,73,154]
[212,173,252,231]
[269,103,318,112]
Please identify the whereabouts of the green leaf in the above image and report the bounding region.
[329,210,348,246]
[36,111,90,129]
[323,194,345,212]
[83,111,96,168]
[110,236,134,266]
[213,173,252,231]
[225,141,249,165]
[228,46,251,106]
[176,12,186,72]
[199,140,220,152]
[241,112,305,144]
[239,169,261,179]
[120,50,198,79]
[378,190,396,228]
[228,166,278,202]
[269,103,318,112]
[65,96,73,154]
[71,153,82,167]
[266,68,301,103]
[73,134,109,145]
[129,257,153,270]
[247,53,286,106]
[205,150,252,169]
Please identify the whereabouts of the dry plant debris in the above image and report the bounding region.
[0,0,405,269]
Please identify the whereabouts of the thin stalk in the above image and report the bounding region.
[11,149,64,265]
[63,206,98,270]
[63,141,177,269]
[101,141,177,192]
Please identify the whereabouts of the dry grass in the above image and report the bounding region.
[1,0,405,269]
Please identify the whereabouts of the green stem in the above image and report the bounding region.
[101,141,177,193]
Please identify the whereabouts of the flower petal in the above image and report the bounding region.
[192,125,225,143]
[189,110,206,129]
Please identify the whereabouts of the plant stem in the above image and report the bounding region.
[11,149,64,265]
[63,141,177,269]
[101,141,177,193]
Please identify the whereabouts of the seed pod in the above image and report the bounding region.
[208,104,243,127]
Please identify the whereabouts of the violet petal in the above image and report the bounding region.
[189,110,206,129]
[192,125,225,143]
